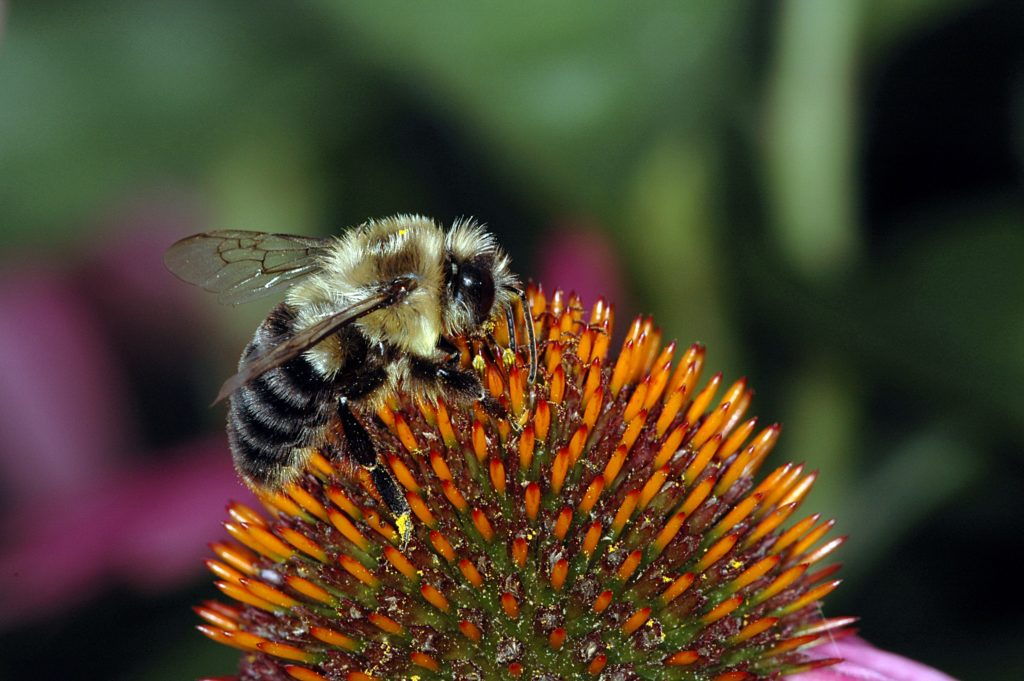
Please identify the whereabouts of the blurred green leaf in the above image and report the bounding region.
[314,1,744,213]
[839,427,983,580]
[0,1,342,248]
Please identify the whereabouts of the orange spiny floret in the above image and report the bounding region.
[568,425,589,464]
[549,365,567,404]
[619,409,647,452]
[501,593,520,619]
[621,607,652,635]
[692,402,729,449]
[698,534,738,572]
[407,491,437,527]
[554,507,573,541]
[582,360,603,406]
[285,665,328,681]
[593,589,614,613]
[578,476,604,514]
[582,522,602,558]
[611,490,641,535]
[753,564,809,605]
[435,399,458,448]
[729,555,781,593]
[286,576,335,605]
[591,320,612,363]
[325,486,361,520]
[609,339,635,397]
[582,387,604,430]
[616,550,643,582]
[429,531,456,562]
[490,458,507,495]
[278,527,327,562]
[339,555,379,588]
[730,617,780,643]
[602,444,629,486]
[257,641,315,663]
[387,455,420,493]
[715,446,755,496]
[459,620,482,642]
[623,378,649,423]
[327,508,370,551]
[394,414,419,453]
[420,583,450,612]
[653,512,687,556]
[471,508,495,542]
[486,363,505,399]
[368,613,403,636]
[718,417,758,461]
[383,546,418,581]
[534,400,551,441]
[653,423,687,469]
[577,328,594,365]
[644,342,676,409]
[441,480,469,513]
[773,514,820,555]
[459,559,485,587]
[660,572,696,604]
[701,595,742,624]
[638,467,669,510]
[711,493,762,540]
[551,448,570,495]
[209,542,257,575]
[550,559,569,591]
[654,384,687,439]
[780,580,842,615]
[665,651,700,666]
[285,484,330,522]
[472,421,488,462]
[411,652,441,672]
[680,477,714,517]
[518,425,536,471]
[686,372,723,424]
[512,537,529,568]
[525,482,541,521]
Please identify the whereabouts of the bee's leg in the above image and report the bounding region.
[409,354,483,401]
[337,399,412,547]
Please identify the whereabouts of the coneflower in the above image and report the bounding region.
[196,286,851,681]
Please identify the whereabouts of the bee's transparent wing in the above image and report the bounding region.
[213,277,418,403]
[164,230,332,305]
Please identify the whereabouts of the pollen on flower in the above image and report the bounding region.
[198,284,852,680]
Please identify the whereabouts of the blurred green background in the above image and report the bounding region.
[1,1,1021,679]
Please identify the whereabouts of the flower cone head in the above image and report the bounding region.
[197,286,851,680]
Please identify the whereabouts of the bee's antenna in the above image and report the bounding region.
[503,301,519,355]
[518,289,538,384]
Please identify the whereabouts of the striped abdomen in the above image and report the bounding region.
[227,303,337,488]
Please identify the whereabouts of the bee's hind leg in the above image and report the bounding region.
[337,400,413,547]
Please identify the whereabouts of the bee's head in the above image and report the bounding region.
[443,220,519,336]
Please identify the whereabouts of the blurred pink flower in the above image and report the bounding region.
[800,637,958,681]
[0,198,251,626]
[536,220,626,310]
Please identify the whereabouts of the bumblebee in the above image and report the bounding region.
[165,215,536,540]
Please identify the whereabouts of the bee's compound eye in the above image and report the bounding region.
[454,262,495,325]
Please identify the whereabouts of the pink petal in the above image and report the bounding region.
[536,221,626,310]
[0,268,131,499]
[0,437,255,626]
[798,637,958,681]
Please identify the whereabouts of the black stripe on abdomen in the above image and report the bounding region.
[227,304,337,487]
